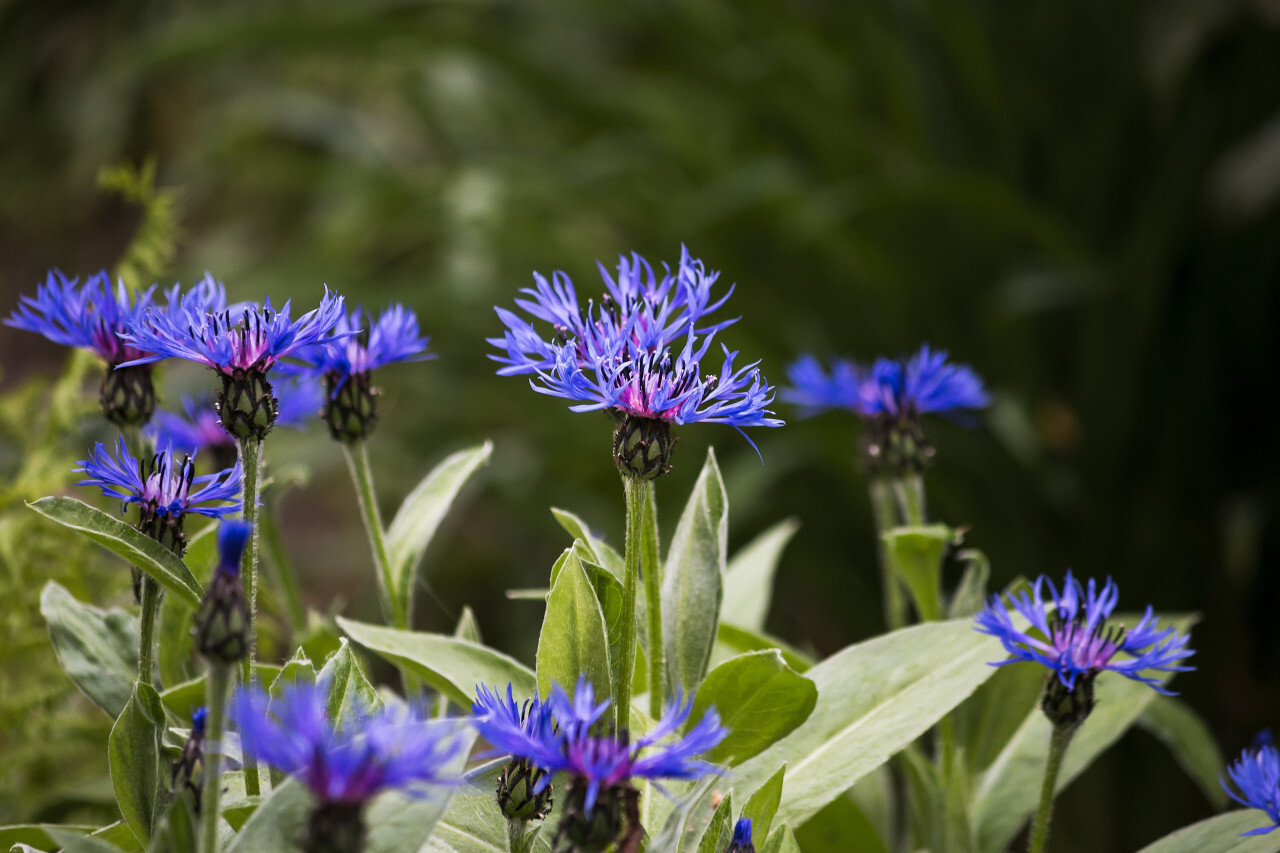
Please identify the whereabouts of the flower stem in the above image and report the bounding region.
[1027,722,1077,853]
[199,662,232,853]
[235,436,262,797]
[640,480,664,720]
[343,441,398,628]
[894,472,927,525]
[137,575,161,685]
[869,477,908,631]
[616,475,645,729]
[505,817,535,853]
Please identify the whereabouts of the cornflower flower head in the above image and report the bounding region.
[195,520,253,664]
[783,345,987,474]
[1223,731,1280,836]
[287,304,431,442]
[122,280,347,440]
[728,818,756,853]
[472,677,726,852]
[231,681,464,853]
[76,438,243,557]
[5,270,161,426]
[471,684,557,821]
[491,249,780,479]
[975,571,1194,727]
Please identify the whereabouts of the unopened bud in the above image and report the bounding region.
[612,415,676,481]
[195,521,253,664]
[323,371,379,443]
[497,758,553,822]
[101,364,156,428]
[216,369,277,441]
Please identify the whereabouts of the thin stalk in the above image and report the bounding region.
[258,503,306,634]
[235,436,262,797]
[894,472,927,525]
[616,475,645,728]
[505,817,535,853]
[640,480,664,720]
[869,477,908,630]
[137,576,161,685]
[343,441,397,628]
[1027,723,1077,853]
[199,663,232,853]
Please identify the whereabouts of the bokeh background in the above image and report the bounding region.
[2,1,1279,850]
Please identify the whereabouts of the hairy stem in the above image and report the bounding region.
[199,663,232,853]
[640,480,665,720]
[616,475,645,728]
[236,436,262,796]
[868,477,908,631]
[343,441,398,627]
[137,576,161,685]
[1028,723,1077,853]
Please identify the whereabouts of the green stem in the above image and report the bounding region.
[616,475,645,729]
[235,436,262,797]
[869,478,908,630]
[137,576,161,685]
[894,472,926,525]
[640,481,664,720]
[199,663,232,853]
[505,817,535,853]
[343,441,398,628]
[259,502,306,634]
[1027,723,1076,853]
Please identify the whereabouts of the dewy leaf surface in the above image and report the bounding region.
[720,518,799,633]
[732,617,1014,827]
[337,616,536,705]
[40,580,139,718]
[535,548,612,701]
[662,448,726,695]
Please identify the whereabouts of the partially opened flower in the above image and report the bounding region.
[1223,731,1280,836]
[232,681,463,853]
[975,572,1194,726]
[728,818,756,853]
[472,677,726,852]
[122,280,347,440]
[287,304,431,442]
[491,249,780,479]
[6,270,161,426]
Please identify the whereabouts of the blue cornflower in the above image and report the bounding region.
[286,304,431,442]
[1223,731,1280,836]
[5,270,166,426]
[729,818,755,853]
[975,572,1194,726]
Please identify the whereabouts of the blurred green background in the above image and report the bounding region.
[2,0,1279,849]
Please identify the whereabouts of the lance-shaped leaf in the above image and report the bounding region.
[28,497,203,608]
[40,581,139,718]
[662,448,727,695]
[1134,811,1280,853]
[318,639,383,729]
[551,507,625,580]
[337,616,536,706]
[720,518,799,633]
[385,441,492,627]
[691,651,816,766]
[536,548,612,702]
[108,683,166,844]
[740,763,786,843]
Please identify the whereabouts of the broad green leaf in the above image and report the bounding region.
[732,617,1015,827]
[146,793,197,853]
[40,581,139,718]
[270,648,317,695]
[881,525,952,622]
[44,828,124,853]
[0,826,94,849]
[713,623,814,674]
[337,616,536,706]
[692,651,816,766]
[90,821,141,853]
[536,549,612,702]
[1135,811,1280,852]
[972,640,1192,853]
[947,549,990,619]
[695,792,732,853]
[1138,695,1229,808]
[28,498,203,608]
[580,557,626,701]
[108,683,165,844]
[229,724,475,853]
[794,796,890,853]
[721,518,799,633]
[760,824,801,853]
[318,639,383,728]
[551,507,625,579]
[740,764,785,843]
[662,448,727,694]
[385,441,492,625]
[954,657,1043,775]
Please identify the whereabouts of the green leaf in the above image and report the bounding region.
[318,639,383,728]
[551,507,625,579]
[91,821,142,853]
[954,657,1043,775]
[108,683,165,845]
[1134,811,1280,852]
[155,593,196,690]
[740,764,785,843]
[337,616,536,706]
[721,518,799,633]
[759,824,801,853]
[972,647,1192,853]
[881,525,951,622]
[28,498,203,609]
[662,448,727,694]
[146,793,197,853]
[454,606,483,644]
[692,651,816,766]
[159,664,283,720]
[417,758,555,853]
[947,548,990,619]
[536,548,612,701]
[385,441,492,625]
[695,792,732,853]
[270,648,317,695]
[0,827,93,849]
[713,623,814,674]
[1138,695,1229,809]
[732,617,1014,827]
[44,828,125,853]
[40,581,139,718]
[580,556,627,701]
[229,724,475,853]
